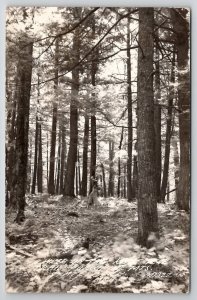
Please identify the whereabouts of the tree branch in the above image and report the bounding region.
[32,9,138,87]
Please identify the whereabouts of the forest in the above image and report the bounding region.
[5,7,190,293]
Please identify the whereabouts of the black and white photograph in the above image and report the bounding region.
[5,7,190,293]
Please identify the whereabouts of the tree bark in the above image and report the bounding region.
[56,122,61,194]
[37,122,43,193]
[78,150,81,195]
[160,51,175,203]
[6,78,17,207]
[89,16,97,194]
[108,140,115,197]
[37,73,43,194]
[12,36,33,222]
[101,163,107,198]
[64,10,81,197]
[31,118,38,194]
[75,163,78,195]
[60,116,66,194]
[46,131,49,186]
[127,14,133,202]
[132,154,138,198]
[48,38,59,195]
[117,127,124,198]
[172,136,179,203]
[26,136,32,194]
[172,9,190,212]
[123,164,127,198]
[81,114,89,196]
[154,48,161,202]
[137,8,159,246]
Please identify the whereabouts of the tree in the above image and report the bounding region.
[160,51,175,203]
[37,121,43,193]
[89,15,98,194]
[117,127,124,198]
[127,13,133,202]
[64,8,81,197]
[132,154,138,198]
[60,115,66,194]
[48,38,59,195]
[100,163,107,198]
[172,8,190,211]
[123,164,127,198]
[154,48,161,203]
[137,8,159,246]
[31,74,42,194]
[55,121,61,194]
[31,117,39,194]
[81,114,89,196]
[172,136,179,203]
[6,77,17,206]
[77,150,82,195]
[108,140,115,197]
[11,35,33,222]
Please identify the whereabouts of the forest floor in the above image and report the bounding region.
[5,195,190,293]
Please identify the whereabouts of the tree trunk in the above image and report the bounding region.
[48,105,57,195]
[137,8,159,246]
[6,84,19,207]
[89,17,97,194]
[37,74,42,193]
[90,114,96,193]
[132,155,138,198]
[172,136,179,203]
[101,163,107,198]
[37,123,43,193]
[6,78,17,207]
[46,131,49,186]
[154,105,161,201]
[167,182,170,202]
[31,120,38,194]
[12,37,33,222]
[26,136,32,194]
[123,164,127,198]
[81,114,89,196]
[56,123,61,194]
[154,48,161,202]
[75,163,78,195]
[160,51,175,203]
[64,11,80,197]
[78,150,81,195]
[117,127,124,198]
[108,140,115,197]
[172,9,190,212]
[60,116,66,194]
[127,13,133,202]
[48,38,59,195]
